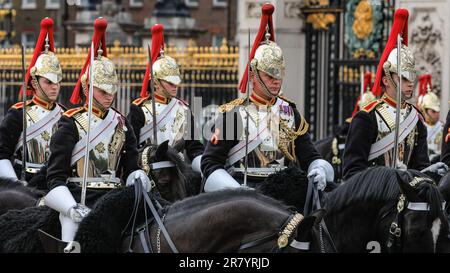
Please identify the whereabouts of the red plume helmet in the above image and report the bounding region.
[372,9,409,97]
[239,3,275,93]
[20,17,56,97]
[70,17,108,104]
[140,24,165,98]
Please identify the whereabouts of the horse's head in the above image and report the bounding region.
[139,140,189,202]
[380,170,448,253]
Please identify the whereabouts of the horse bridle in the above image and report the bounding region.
[238,212,312,252]
[384,177,446,252]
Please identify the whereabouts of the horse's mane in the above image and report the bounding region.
[167,189,292,215]
[326,167,443,220]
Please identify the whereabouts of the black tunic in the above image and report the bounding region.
[0,101,64,181]
[46,108,139,205]
[201,101,321,186]
[127,101,204,161]
[441,110,450,166]
[343,107,430,180]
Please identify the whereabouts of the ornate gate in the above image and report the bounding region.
[301,0,397,140]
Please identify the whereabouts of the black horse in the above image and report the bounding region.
[0,187,323,253]
[0,179,44,216]
[138,140,202,202]
[260,167,448,252]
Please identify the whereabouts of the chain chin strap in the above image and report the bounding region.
[81,78,109,113]
[383,62,398,90]
[30,76,53,103]
[154,78,173,100]
[250,62,278,99]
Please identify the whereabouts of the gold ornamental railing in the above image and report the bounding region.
[0,38,239,117]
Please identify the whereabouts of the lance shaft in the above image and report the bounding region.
[392,35,402,169]
[81,42,95,205]
[243,28,251,187]
[20,44,27,181]
[148,44,158,144]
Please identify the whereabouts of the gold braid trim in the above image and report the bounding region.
[279,114,309,162]
[218,98,245,113]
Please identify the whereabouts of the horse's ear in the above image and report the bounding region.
[396,171,421,202]
[156,140,169,159]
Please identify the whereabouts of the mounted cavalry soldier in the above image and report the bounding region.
[128,24,204,174]
[417,74,443,162]
[201,3,333,192]
[44,18,152,246]
[0,17,64,183]
[343,9,448,180]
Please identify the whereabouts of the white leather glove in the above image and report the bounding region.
[0,159,18,180]
[204,168,240,192]
[59,213,80,243]
[308,159,334,191]
[67,204,91,223]
[307,168,327,191]
[191,155,203,175]
[126,170,152,192]
[421,162,449,176]
[45,185,90,243]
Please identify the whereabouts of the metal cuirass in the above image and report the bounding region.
[234,99,297,169]
[141,98,188,146]
[374,102,417,168]
[72,109,126,178]
[16,104,61,166]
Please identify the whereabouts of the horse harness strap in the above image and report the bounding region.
[139,178,179,253]
[386,177,445,252]
[304,177,338,253]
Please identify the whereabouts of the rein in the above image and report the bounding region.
[304,177,338,253]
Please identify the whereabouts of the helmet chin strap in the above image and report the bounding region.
[251,63,278,99]
[82,82,109,113]
[154,78,173,99]
[31,76,53,103]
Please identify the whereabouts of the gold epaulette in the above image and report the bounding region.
[63,107,84,118]
[218,98,245,113]
[278,96,296,107]
[361,99,382,113]
[132,97,147,106]
[296,114,309,136]
[11,100,32,109]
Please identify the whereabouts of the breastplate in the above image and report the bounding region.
[73,110,126,177]
[16,104,60,165]
[141,99,188,146]
[235,101,296,168]
[374,103,416,168]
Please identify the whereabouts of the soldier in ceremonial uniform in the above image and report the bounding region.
[0,18,64,183]
[201,3,333,192]
[442,108,450,167]
[417,74,444,162]
[343,9,448,180]
[44,18,152,244]
[128,24,204,174]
